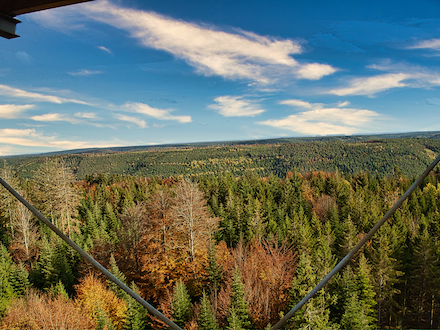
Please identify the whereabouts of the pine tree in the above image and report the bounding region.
[171,279,192,328]
[227,269,251,330]
[372,225,403,328]
[207,241,223,313]
[108,253,128,300]
[125,282,149,330]
[0,243,14,316]
[9,262,30,297]
[288,250,335,330]
[50,280,69,300]
[227,307,244,330]
[198,290,218,330]
[356,253,377,326]
[410,221,439,328]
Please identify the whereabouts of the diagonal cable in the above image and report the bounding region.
[0,176,183,330]
[271,152,440,330]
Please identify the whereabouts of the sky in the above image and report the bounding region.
[1,0,440,156]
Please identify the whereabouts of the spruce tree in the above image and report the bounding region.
[108,253,128,300]
[171,279,192,328]
[9,262,30,297]
[356,253,376,326]
[198,290,218,330]
[228,268,251,330]
[0,243,14,316]
[125,282,149,330]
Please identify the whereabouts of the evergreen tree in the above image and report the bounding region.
[171,279,192,328]
[125,282,149,330]
[198,290,218,330]
[50,280,69,300]
[288,249,336,330]
[108,253,128,300]
[356,253,377,326]
[228,269,251,330]
[9,262,30,297]
[227,307,244,330]
[410,221,440,328]
[0,243,14,316]
[372,225,403,328]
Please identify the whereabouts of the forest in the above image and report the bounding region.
[1,152,440,329]
[2,137,440,180]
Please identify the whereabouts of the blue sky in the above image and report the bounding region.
[1,0,440,156]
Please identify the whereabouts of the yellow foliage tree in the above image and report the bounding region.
[75,273,127,329]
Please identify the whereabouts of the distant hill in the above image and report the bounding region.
[2,131,440,179]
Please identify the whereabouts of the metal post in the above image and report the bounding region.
[271,153,440,330]
[0,176,183,330]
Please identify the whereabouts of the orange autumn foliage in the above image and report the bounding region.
[217,239,297,328]
[0,290,94,330]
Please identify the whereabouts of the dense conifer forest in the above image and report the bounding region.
[2,136,440,180]
[1,137,440,329]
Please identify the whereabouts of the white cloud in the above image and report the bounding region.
[258,99,380,135]
[279,99,315,109]
[30,113,80,124]
[124,102,192,123]
[407,38,440,51]
[327,62,440,96]
[0,84,91,105]
[75,111,98,119]
[0,128,90,149]
[30,112,105,126]
[0,145,14,156]
[337,101,350,107]
[328,73,410,96]
[98,46,112,54]
[0,128,124,155]
[68,69,104,76]
[295,63,337,80]
[0,104,35,119]
[114,114,147,128]
[208,96,265,117]
[29,0,337,84]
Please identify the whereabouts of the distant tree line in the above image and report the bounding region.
[2,138,440,180]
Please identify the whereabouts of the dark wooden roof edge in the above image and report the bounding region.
[0,0,94,16]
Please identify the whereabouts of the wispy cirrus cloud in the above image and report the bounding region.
[123,102,191,123]
[30,0,337,84]
[0,128,124,155]
[0,104,35,119]
[98,45,112,54]
[327,62,440,96]
[327,73,411,96]
[68,69,104,76]
[30,112,103,126]
[407,38,440,51]
[74,111,99,119]
[30,113,81,124]
[0,128,90,149]
[0,84,91,105]
[258,99,380,135]
[209,96,265,117]
[114,114,147,128]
